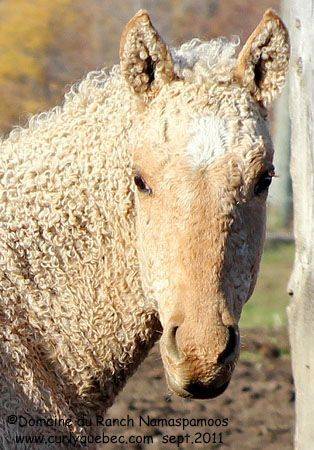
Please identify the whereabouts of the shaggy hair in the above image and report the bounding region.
[0,9,290,441]
[171,37,239,84]
[0,36,238,447]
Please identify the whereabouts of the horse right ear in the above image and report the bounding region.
[234,9,289,107]
[120,10,174,100]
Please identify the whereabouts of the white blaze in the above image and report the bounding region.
[187,115,229,168]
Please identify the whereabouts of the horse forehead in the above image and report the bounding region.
[186,114,232,169]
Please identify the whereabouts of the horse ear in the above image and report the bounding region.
[234,9,289,107]
[120,10,174,100]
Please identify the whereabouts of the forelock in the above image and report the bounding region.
[170,37,240,85]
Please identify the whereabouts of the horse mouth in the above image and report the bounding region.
[166,373,231,399]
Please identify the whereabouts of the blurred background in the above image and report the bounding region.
[0,1,294,448]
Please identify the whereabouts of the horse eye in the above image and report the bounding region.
[254,167,275,196]
[134,174,152,195]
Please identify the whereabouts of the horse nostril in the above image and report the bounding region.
[166,325,181,360]
[218,326,239,364]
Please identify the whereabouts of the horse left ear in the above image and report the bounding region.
[120,10,174,100]
[234,9,290,107]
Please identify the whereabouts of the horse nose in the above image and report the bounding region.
[217,326,240,364]
[183,379,231,399]
[164,324,239,364]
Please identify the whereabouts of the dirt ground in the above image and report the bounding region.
[102,328,294,450]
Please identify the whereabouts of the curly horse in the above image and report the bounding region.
[0,9,289,448]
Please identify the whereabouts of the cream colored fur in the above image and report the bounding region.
[0,67,159,446]
[0,9,289,448]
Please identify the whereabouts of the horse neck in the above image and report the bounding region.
[0,68,160,423]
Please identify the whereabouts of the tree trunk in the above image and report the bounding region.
[286,1,314,449]
[272,81,292,229]
[271,1,292,231]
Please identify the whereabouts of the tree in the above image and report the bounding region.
[272,83,292,230]
[286,0,314,448]
[271,0,292,231]
[0,0,91,133]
